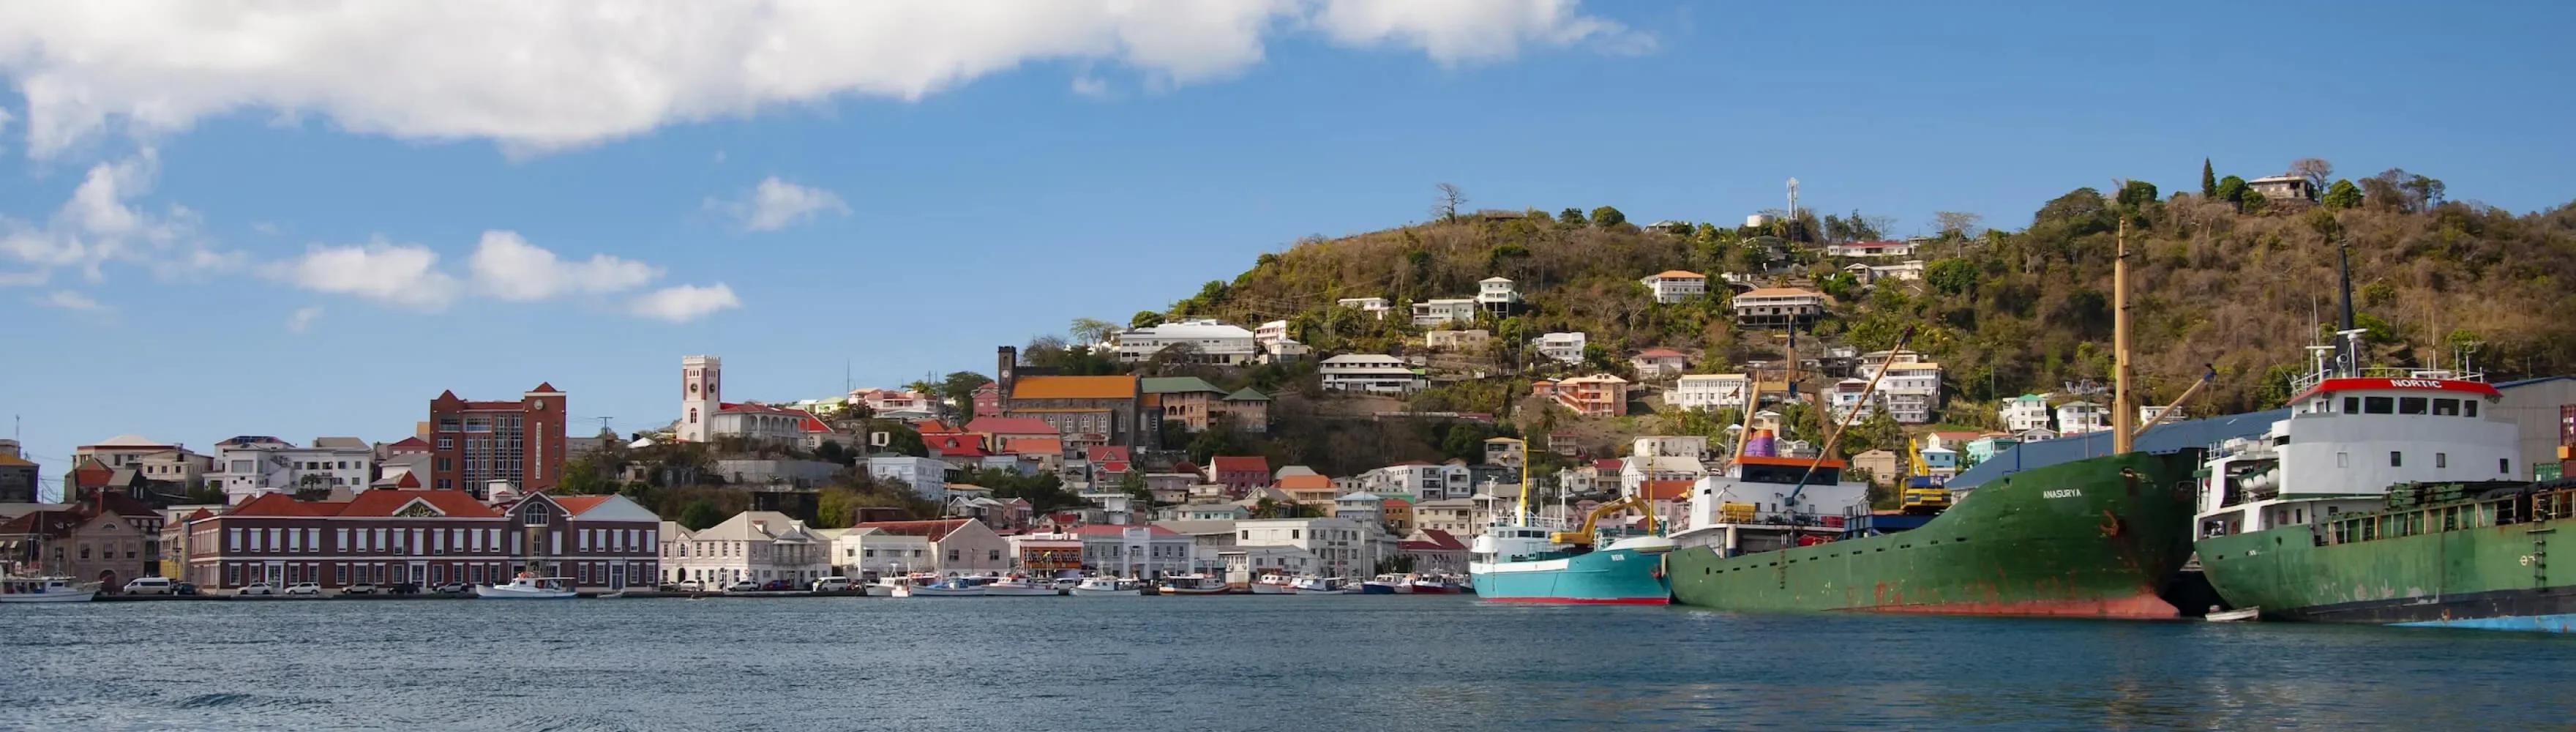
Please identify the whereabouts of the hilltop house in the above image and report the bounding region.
[2056,401,2111,435]
[1671,373,1751,411]
[1532,332,1587,365]
[1732,288,1826,326]
[1142,377,1270,433]
[1535,374,1628,417]
[1630,348,1689,379]
[1335,297,1390,320]
[1111,319,1259,365]
[1824,239,1919,258]
[1477,277,1523,315]
[1426,329,1491,351]
[1640,270,1708,304]
[1319,354,1428,395]
[1412,298,1478,328]
[1999,394,2053,432]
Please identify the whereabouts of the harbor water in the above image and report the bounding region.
[8,596,2575,731]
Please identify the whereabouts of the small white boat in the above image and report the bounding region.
[1158,574,1231,595]
[1363,574,1411,594]
[983,576,1060,597]
[1248,575,1294,594]
[1407,573,1461,594]
[2206,606,2261,622]
[0,577,97,603]
[474,573,577,600]
[905,578,987,597]
[1068,576,1144,597]
[1288,576,1353,595]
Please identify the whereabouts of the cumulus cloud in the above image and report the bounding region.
[467,231,660,299]
[629,283,741,324]
[285,306,322,333]
[271,239,460,311]
[0,1,1642,156]
[271,230,729,321]
[711,177,850,232]
[33,289,108,312]
[0,148,242,283]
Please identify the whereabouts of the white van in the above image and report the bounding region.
[122,576,175,595]
[811,576,853,593]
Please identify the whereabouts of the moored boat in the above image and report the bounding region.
[981,576,1060,597]
[1287,576,1352,595]
[905,578,987,597]
[1158,574,1230,595]
[1247,575,1294,594]
[1069,576,1144,596]
[474,573,577,600]
[1469,496,1674,605]
[1405,574,1460,594]
[1362,574,1409,594]
[0,576,97,604]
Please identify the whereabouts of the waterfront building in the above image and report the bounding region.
[427,384,567,496]
[209,436,377,506]
[1235,517,1375,578]
[0,439,36,503]
[658,511,827,588]
[1640,270,1708,304]
[825,526,932,579]
[186,490,657,591]
[1074,523,1194,578]
[1,492,164,584]
[1399,529,1468,574]
[1333,492,1385,528]
[1411,498,1475,537]
[1218,545,1319,585]
[851,519,1010,575]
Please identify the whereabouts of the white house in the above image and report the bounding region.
[1476,277,1522,313]
[2138,405,2187,428]
[1532,332,1587,365]
[1640,270,1708,304]
[825,527,933,578]
[1112,318,1259,365]
[707,403,836,449]
[1868,259,1927,282]
[1235,518,1377,578]
[1426,329,1491,351]
[1630,348,1690,378]
[2056,401,2111,435]
[1253,320,1291,348]
[1319,354,1429,395]
[865,456,950,501]
[1824,240,1919,258]
[1333,492,1386,528]
[1733,287,1827,326]
[1671,373,1751,412]
[1075,524,1197,578]
[1361,462,1474,501]
[1827,378,1879,423]
[1873,362,1944,425]
[210,436,375,504]
[1620,455,1707,496]
[658,511,831,588]
[1999,394,2053,432]
[1218,545,1321,584]
[1335,297,1390,320]
[1632,436,1710,460]
[1411,298,1478,327]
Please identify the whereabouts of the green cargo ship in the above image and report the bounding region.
[2198,482,2576,631]
[1667,449,2204,618]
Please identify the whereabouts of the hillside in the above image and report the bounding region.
[1149,170,2576,434]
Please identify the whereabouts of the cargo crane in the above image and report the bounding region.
[1898,436,1952,515]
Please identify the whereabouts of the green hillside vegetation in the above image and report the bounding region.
[1151,166,2576,440]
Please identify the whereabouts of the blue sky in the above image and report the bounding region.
[3,1,2571,497]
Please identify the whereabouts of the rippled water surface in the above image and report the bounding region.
[6,595,2573,731]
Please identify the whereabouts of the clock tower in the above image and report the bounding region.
[680,354,721,442]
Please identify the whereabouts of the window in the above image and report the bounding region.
[2364,397,2394,414]
[2391,452,2403,467]
[864,548,876,558]
[334,564,348,583]
[578,529,589,552]
[337,529,351,551]
[228,529,242,551]
[2465,400,2480,417]
[947,549,959,562]
[523,505,550,527]
[288,529,302,552]
[225,564,239,586]
[2398,397,2427,415]
[989,550,1001,561]
[2437,453,2448,468]
[2433,398,2461,417]
[2337,452,2350,468]
[2501,458,2512,474]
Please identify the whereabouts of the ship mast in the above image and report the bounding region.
[2111,219,2135,455]
[2334,236,2359,377]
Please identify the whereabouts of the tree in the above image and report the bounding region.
[678,498,724,531]
[940,371,992,419]
[1933,211,1982,239]
[2201,158,2217,198]
[1926,258,1978,296]
[1129,310,1164,330]
[2114,179,2159,209]
[558,460,611,495]
[1557,208,1587,226]
[1070,318,1119,346]
[1118,471,1153,506]
[1817,271,1860,301]
[2288,157,2333,195]
[2321,179,2364,209]
[1589,206,1626,228]
[1434,182,1467,223]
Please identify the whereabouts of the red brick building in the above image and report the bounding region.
[181,490,659,591]
[427,384,567,497]
[1208,455,1270,497]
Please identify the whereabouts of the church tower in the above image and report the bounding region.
[680,354,721,442]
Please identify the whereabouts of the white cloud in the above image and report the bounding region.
[1071,75,1111,99]
[285,305,322,333]
[0,1,1641,156]
[0,148,242,283]
[629,283,741,324]
[0,269,45,287]
[269,239,460,311]
[467,231,660,300]
[33,289,108,312]
[712,177,850,232]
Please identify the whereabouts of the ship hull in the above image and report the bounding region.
[2195,505,2576,632]
[1668,449,2201,618]
[1469,546,1671,605]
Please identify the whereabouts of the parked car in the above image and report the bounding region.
[121,576,176,595]
[386,582,420,595]
[236,582,278,597]
[433,582,471,594]
[342,583,378,595]
[812,576,853,592]
[283,582,323,597]
[171,582,200,596]
[665,580,704,592]
[725,580,760,593]
[760,579,793,591]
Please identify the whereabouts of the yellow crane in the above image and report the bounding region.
[1898,436,1951,514]
[1549,495,1660,546]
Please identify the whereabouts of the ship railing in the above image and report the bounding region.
[2291,366,2485,394]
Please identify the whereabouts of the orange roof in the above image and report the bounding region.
[337,490,500,518]
[1637,479,1693,501]
[1210,455,1268,474]
[1740,286,1822,298]
[1010,375,1137,400]
[1648,269,1705,280]
[1002,437,1064,456]
[1276,474,1333,490]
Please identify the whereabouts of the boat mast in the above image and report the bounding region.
[1517,440,1530,526]
[2111,219,2135,455]
[2334,236,2359,377]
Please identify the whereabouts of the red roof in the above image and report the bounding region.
[1098,461,1130,474]
[853,519,973,541]
[1210,455,1268,474]
[1071,523,1177,537]
[923,433,991,457]
[1592,458,1623,471]
[1635,348,1688,359]
[966,417,1058,436]
[337,490,500,518]
[224,493,342,518]
[1401,529,1467,551]
[1001,437,1063,456]
[1637,479,1693,501]
[1086,446,1132,463]
[182,508,214,522]
[383,436,431,452]
[549,496,613,515]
